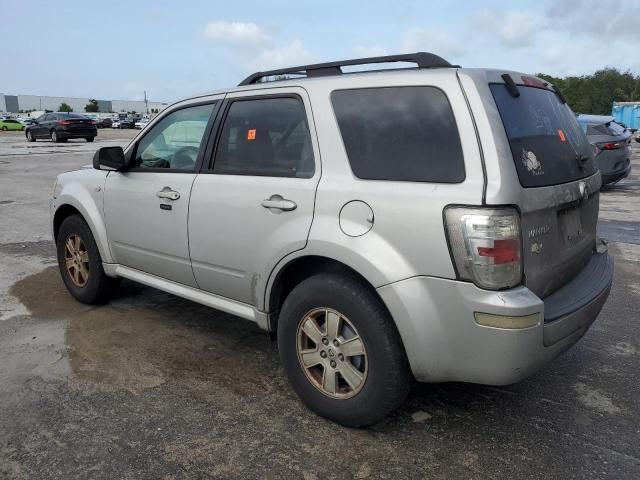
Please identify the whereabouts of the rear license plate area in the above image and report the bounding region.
[558,206,583,245]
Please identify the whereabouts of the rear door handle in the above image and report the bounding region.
[156,187,180,201]
[261,194,297,212]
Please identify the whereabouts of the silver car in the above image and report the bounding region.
[50,52,613,427]
[577,114,632,185]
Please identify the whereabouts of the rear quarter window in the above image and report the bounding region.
[331,86,465,183]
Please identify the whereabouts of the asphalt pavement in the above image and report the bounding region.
[0,130,639,479]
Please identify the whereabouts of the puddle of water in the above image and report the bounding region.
[8,267,280,394]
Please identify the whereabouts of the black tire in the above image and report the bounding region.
[1,126,7,131]
[86,136,95,142]
[56,214,119,304]
[277,273,411,427]
[26,130,35,142]
[50,129,60,143]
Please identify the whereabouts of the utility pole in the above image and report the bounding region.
[144,90,149,115]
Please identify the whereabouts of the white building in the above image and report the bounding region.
[0,93,168,115]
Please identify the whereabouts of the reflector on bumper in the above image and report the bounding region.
[474,312,540,329]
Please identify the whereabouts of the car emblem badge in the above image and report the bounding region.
[579,181,589,201]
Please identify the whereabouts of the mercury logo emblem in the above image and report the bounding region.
[579,181,589,202]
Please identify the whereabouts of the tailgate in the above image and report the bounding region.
[490,77,599,298]
[519,173,600,297]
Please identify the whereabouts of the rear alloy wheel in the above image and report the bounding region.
[278,273,411,427]
[56,214,119,304]
[1,126,7,131]
[50,129,59,143]
[297,308,368,399]
[26,130,35,142]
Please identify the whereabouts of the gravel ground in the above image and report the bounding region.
[0,130,639,479]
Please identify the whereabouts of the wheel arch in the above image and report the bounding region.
[266,254,390,333]
[53,188,113,264]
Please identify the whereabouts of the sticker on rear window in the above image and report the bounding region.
[557,129,566,142]
[247,128,256,140]
[521,149,543,176]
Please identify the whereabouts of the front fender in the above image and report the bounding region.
[52,170,112,263]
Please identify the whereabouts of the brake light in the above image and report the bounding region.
[58,120,72,125]
[521,75,548,88]
[599,142,622,150]
[444,207,522,290]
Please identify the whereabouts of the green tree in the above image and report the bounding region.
[84,99,99,112]
[58,102,73,112]
[538,68,639,115]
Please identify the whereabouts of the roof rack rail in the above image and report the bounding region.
[238,52,457,86]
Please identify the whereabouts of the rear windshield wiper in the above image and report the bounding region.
[501,74,520,98]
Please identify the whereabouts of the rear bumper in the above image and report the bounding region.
[378,251,613,385]
[58,127,97,138]
[601,160,631,185]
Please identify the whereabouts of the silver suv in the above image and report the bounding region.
[51,53,613,427]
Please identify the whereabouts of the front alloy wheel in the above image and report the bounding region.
[64,234,90,287]
[297,308,367,399]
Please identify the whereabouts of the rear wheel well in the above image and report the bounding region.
[53,205,82,244]
[268,256,383,331]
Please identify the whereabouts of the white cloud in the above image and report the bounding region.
[546,0,640,41]
[248,40,314,71]
[472,9,540,48]
[203,21,314,73]
[352,45,389,58]
[203,21,272,48]
[401,27,464,58]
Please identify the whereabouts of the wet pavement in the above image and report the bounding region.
[0,131,639,479]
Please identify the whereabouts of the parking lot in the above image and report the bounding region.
[0,129,639,479]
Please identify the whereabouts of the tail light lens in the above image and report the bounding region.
[444,207,522,290]
[58,120,72,125]
[597,141,622,151]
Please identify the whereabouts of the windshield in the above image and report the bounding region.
[491,84,595,187]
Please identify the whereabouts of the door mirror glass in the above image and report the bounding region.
[93,146,128,171]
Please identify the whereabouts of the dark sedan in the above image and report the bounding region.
[577,114,632,186]
[25,112,97,143]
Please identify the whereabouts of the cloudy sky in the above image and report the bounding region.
[2,0,639,102]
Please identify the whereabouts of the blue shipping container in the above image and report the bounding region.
[611,102,640,129]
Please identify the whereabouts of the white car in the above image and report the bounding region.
[134,119,149,129]
[111,120,121,129]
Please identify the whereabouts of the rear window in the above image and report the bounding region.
[331,87,465,183]
[491,84,595,187]
[607,121,626,136]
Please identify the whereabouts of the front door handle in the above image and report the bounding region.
[261,194,297,212]
[156,187,180,201]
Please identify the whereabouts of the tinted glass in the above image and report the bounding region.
[134,103,215,171]
[491,84,595,187]
[213,97,314,178]
[608,121,626,136]
[331,87,465,183]
[585,123,609,136]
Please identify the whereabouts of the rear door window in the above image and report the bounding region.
[212,96,314,178]
[331,87,465,183]
[490,84,595,187]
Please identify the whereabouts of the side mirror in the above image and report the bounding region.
[93,146,129,171]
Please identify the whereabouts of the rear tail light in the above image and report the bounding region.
[444,207,522,290]
[597,141,622,151]
[58,120,72,125]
